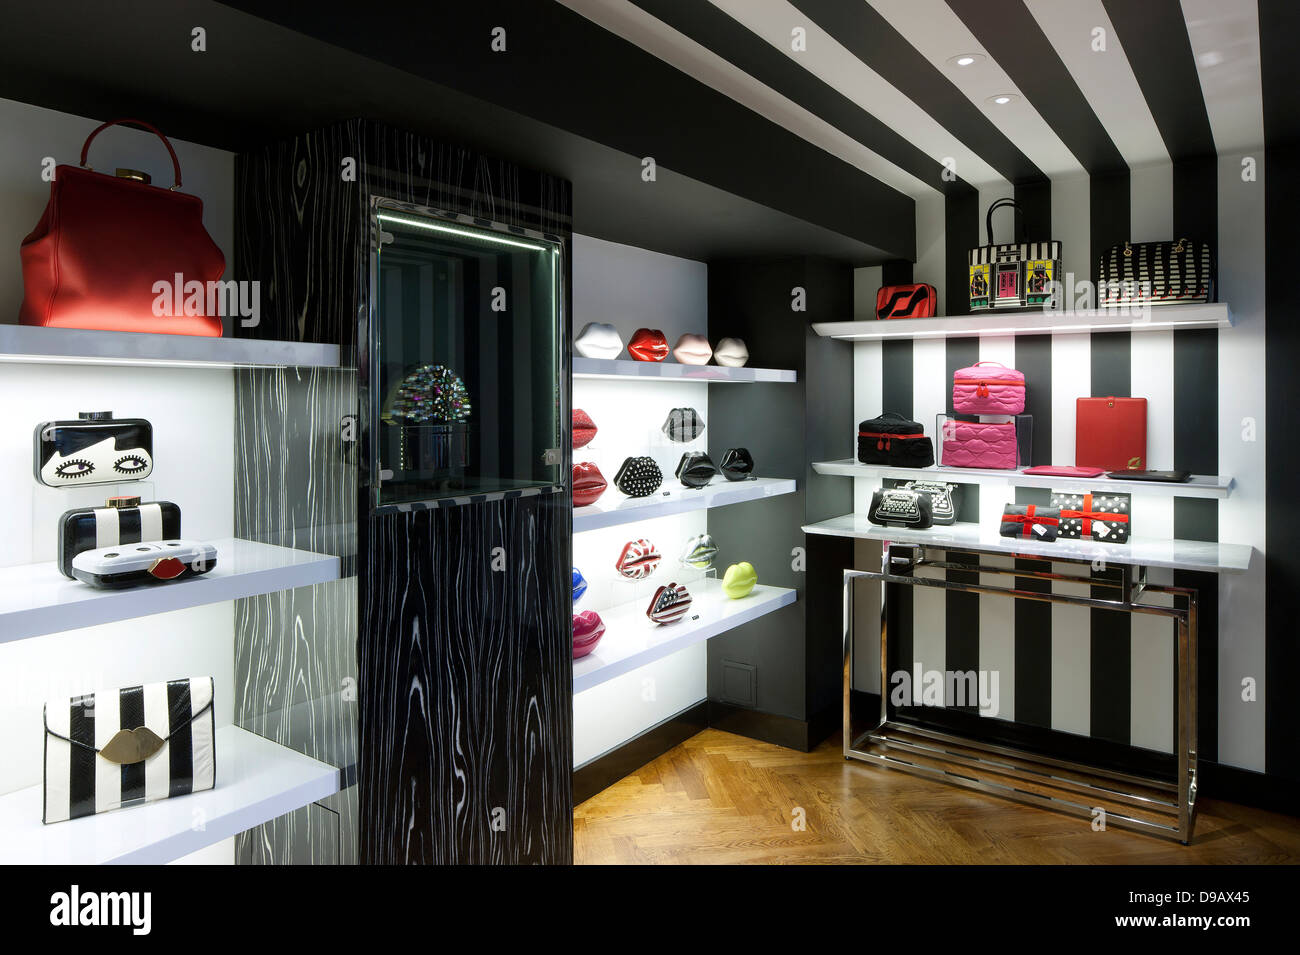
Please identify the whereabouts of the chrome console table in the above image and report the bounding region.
[803,515,1255,844]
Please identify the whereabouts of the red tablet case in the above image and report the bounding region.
[1076,397,1147,471]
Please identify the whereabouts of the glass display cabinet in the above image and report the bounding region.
[370,199,565,509]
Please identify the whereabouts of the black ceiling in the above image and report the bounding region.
[0,0,916,265]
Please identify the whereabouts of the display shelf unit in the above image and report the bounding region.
[0,538,341,644]
[802,514,1253,574]
[0,324,340,369]
[0,726,340,864]
[812,303,1231,341]
[573,477,796,532]
[572,356,796,383]
[572,579,796,693]
[811,459,1234,500]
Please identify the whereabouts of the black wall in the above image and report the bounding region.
[705,258,854,748]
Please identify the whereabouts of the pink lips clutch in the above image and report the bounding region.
[573,611,605,658]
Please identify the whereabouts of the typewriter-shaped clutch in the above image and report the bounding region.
[901,480,959,525]
[868,487,933,529]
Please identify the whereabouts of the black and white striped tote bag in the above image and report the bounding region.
[42,677,215,824]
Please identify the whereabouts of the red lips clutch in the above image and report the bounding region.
[628,328,669,362]
[572,462,607,507]
[572,409,597,449]
[573,611,606,659]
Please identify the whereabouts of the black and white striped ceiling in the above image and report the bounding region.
[558,0,1264,200]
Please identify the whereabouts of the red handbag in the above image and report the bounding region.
[876,283,937,319]
[19,119,226,336]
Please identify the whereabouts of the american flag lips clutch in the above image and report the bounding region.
[647,582,692,625]
[615,538,661,579]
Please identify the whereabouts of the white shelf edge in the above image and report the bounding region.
[812,303,1231,341]
[0,538,341,645]
[811,459,1233,500]
[0,324,340,369]
[573,477,797,532]
[572,355,796,383]
[802,513,1254,574]
[0,726,340,865]
[573,580,796,694]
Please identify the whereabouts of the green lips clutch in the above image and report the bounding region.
[721,561,757,599]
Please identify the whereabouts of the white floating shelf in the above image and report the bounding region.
[802,514,1253,574]
[813,303,1231,341]
[0,324,339,369]
[0,538,340,644]
[811,459,1233,500]
[0,726,339,864]
[573,578,796,694]
[573,477,796,532]
[572,356,796,383]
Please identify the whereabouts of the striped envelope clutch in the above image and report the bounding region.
[42,677,215,824]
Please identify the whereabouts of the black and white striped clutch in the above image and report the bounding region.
[57,497,181,578]
[42,677,215,824]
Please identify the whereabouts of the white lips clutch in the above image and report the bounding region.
[574,322,624,359]
[713,337,749,367]
[672,333,713,365]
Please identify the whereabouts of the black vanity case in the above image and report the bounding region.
[57,496,182,578]
[34,411,153,487]
[857,413,934,467]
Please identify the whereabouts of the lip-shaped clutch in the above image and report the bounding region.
[647,582,692,625]
[572,567,587,604]
[628,328,669,362]
[680,533,718,569]
[675,451,718,489]
[572,462,608,507]
[719,447,754,481]
[721,561,757,599]
[615,538,661,579]
[672,333,713,365]
[613,455,663,497]
[574,322,624,359]
[573,611,606,659]
[713,337,749,368]
[572,409,597,449]
[662,407,705,443]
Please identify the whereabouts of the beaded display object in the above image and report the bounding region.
[386,364,472,424]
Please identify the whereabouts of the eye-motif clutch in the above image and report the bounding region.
[34,411,153,487]
[615,538,661,579]
[42,677,216,824]
[613,456,663,497]
[675,451,718,489]
[679,533,718,569]
[661,407,705,443]
[647,582,692,625]
[719,447,754,481]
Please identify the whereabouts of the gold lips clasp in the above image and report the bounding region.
[99,726,166,764]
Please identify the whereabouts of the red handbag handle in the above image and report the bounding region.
[79,118,183,189]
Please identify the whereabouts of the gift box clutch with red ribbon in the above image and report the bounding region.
[999,504,1060,542]
[1049,491,1131,543]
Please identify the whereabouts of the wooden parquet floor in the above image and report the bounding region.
[574,728,1300,864]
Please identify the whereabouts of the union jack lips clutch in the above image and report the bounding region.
[647,582,692,625]
[615,538,661,579]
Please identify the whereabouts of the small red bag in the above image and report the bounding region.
[876,283,937,319]
[19,119,226,336]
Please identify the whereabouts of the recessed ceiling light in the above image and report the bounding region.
[987,93,1018,105]
[946,53,986,68]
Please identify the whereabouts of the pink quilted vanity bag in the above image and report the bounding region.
[952,361,1026,414]
[940,419,1018,470]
